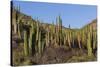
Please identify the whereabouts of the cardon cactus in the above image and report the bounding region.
[28,22,35,55]
[38,31,41,55]
[23,30,29,56]
[78,31,81,49]
[45,27,50,47]
[93,31,97,49]
[35,22,39,53]
[67,31,71,48]
[87,32,93,57]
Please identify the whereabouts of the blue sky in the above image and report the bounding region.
[12,1,97,28]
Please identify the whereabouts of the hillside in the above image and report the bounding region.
[82,19,97,31]
[11,8,97,66]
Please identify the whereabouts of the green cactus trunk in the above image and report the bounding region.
[68,31,71,48]
[36,22,39,53]
[82,30,85,46]
[93,32,97,49]
[87,32,93,57]
[78,32,81,49]
[29,32,32,55]
[45,33,48,47]
[64,34,66,46]
[12,8,17,34]
[17,23,21,39]
[54,34,57,47]
[38,31,41,55]
[46,29,50,47]
[72,32,75,47]
[29,22,34,55]
[17,6,21,38]
[24,30,29,56]
[13,20,17,34]
[41,40,45,54]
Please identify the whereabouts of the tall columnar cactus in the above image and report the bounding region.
[72,32,75,47]
[17,22,21,39]
[52,22,55,34]
[50,22,54,45]
[36,21,43,55]
[54,33,58,47]
[16,5,21,39]
[35,21,39,53]
[63,32,67,46]
[87,32,93,57]
[41,40,45,54]
[12,5,17,34]
[57,16,62,46]
[50,33,53,46]
[38,31,41,55]
[82,30,85,46]
[45,32,48,47]
[57,16,61,46]
[63,33,66,46]
[93,31,97,49]
[48,27,50,46]
[28,22,34,55]
[78,31,81,49]
[23,30,29,56]
[45,27,50,47]
[13,17,17,34]
[68,31,71,48]
[64,31,67,46]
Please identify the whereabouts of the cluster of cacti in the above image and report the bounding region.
[28,21,35,55]
[12,5,97,58]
